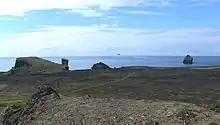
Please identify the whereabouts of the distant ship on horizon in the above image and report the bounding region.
[117,53,121,56]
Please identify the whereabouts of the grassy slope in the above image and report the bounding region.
[1,65,220,110]
[10,57,66,74]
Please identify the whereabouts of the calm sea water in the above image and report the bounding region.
[0,56,220,71]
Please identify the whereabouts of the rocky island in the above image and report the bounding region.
[183,55,193,64]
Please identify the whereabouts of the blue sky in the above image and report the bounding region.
[0,0,220,57]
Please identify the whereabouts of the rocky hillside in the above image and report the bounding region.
[1,86,220,125]
[9,57,66,75]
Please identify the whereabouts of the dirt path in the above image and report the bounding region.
[64,72,136,95]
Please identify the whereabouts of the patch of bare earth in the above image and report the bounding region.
[26,96,220,125]
[191,67,220,70]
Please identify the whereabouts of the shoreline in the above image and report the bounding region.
[1,64,220,73]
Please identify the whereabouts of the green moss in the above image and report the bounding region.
[0,96,27,107]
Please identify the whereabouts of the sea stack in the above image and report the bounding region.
[183,55,193,64]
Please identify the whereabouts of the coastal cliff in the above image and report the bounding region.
[10,57,66,75]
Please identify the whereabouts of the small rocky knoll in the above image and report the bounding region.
[1,85,60,125]
[91,62,112,70]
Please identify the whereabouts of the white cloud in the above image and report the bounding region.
[0,17,11,20]
[0,16,20,20]
[188,0,220,6]
[190,0,220,3]
[0,0,173,17]
[65,9,103,17]
[1,24,220,57]
[126,10,164,15]
[55,12,61,14]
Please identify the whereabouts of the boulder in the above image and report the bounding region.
[1,85,60,125]
[183,55,193,64]
[91,62,111,70]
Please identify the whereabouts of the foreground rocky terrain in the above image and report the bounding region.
[1,86,220,125]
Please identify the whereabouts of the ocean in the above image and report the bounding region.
[0,56,220,72]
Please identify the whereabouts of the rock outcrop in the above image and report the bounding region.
[183,55,193,64]
[1,85,60,125]
[61,58,69,71]
[91,62,111,70]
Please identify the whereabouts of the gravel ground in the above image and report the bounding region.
[25,96,220,125]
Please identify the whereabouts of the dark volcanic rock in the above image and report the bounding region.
[211,100,220,113]
[183,55,193,64]
[1,85,60,125]
[91,62,111,70]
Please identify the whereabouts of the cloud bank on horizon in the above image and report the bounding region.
[0,0,220,57]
